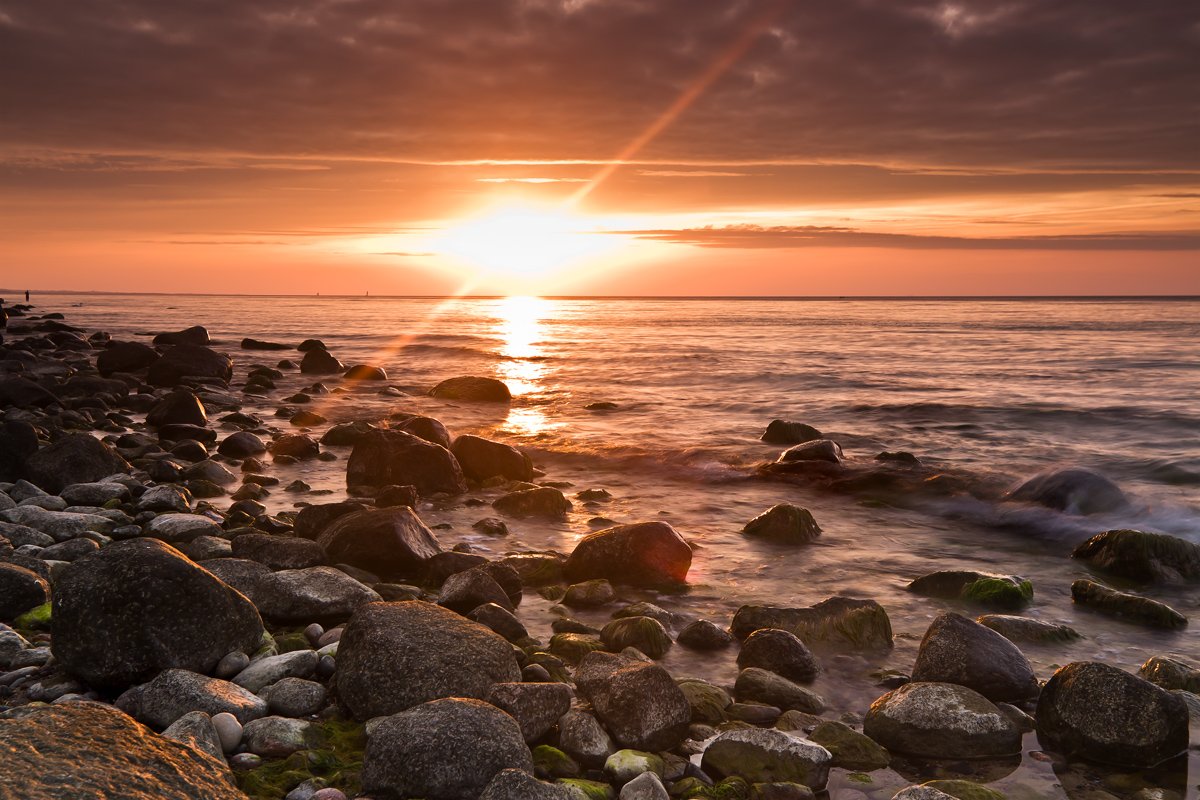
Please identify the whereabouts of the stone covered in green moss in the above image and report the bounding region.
[806,720,889,771]
[677,678,733,723]
[742,504,821,545]
[550,632,607,665]
[234,719,365,799]
[600,616,672,659]
[924,779,1008,800]
[556,777,616,799]
[1072,528,1200,584]
[961,578,1033,610]
[533,745,582,779]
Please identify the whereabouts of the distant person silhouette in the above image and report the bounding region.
[25,290,29,301]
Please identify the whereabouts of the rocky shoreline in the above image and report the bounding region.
[0,298,1196,800]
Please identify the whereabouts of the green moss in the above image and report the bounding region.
[925,779,1009,800]
[847,773,875,784]
[533,745,582,779]
[673,777,716,798]
[539,585,567,601]
[15,602,51,634]
[233,719,365,800]
[556,778,616,799]
[711,777,751,800]
[961,578,1033,610]
[274,632,314,653]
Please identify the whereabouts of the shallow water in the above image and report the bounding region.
[43,293,1200,797]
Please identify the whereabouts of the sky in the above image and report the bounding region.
[1,0,1197,296]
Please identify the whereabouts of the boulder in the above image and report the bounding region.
[147,390,208,428]
[439,568,514,614]
[139,668,268,729]
[231,533,328,570]
[300,348,344,374]
[468,603,528,643]
[0,505,113,542]
[52,538,265,687]
[730,597,893,649]
[1036,661,1188,767]
[59,481,131,507]
[241,716,323,757]
[0,376,59,409]
[492,487,572,517]
[737,628,820,682]
[23,433,131,494]
[316,506,443,579]
[600,617,672,659]
[502,553,565,586]
[424,550,489,585]
[269,433,320,459]
[202,561,380,624]
[216,431,267,457]
[1072,529,1200,583]
[1071,579,1187,629]
[96,341,160,376]
[362,698,532,799]
[807,720,889,771]
[294,501,366,540]
[907,570,1033,610]
[563,522,692,587]
[574,651,691,751]
[161,710,225,763]
[743,504,821,545]
[144,514,221,544]
[335,600,521,720]
[734,668,826,715]
[231,650,319,694]
[863,683,1021,759]
[557,708,615,768]
[480,769,572,800]
[153,326,210,346]
[760,420,822,445]
[975,614,1082,644]
[146,344,233,387]
[701,728,832,789]
[1139,656,1200,693]
[344,364,387,380]
[136,485,191,513]
[677,619,737,650]
[618,771,668,800]
[452,435,534,483]
[910,613,1039,703]
[1004,467,1126,514]
[346,429,467,496]
[0,702,245,800]
[778,439,843,464]
[395,415,454,449]
[484,682,573,743]
[430,376,512,402]
[0,563,50,620]
[319,421,378,447]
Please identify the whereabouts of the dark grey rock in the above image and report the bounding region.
[730,597,894,649]
[734,668,826,715]
[574,651,691,751]
[59,482,131,507]
[1071,579,1188,629]
[0,563,50,620]
[23,434,131,495]
[316,506,443,580]
[910,612,1039,703]
[778,439,843,464]
[743,503,821,545]
[760,420,822,445]
[484,681,572,742]
[439,568,514,615]
[293,501,366,540]
[232,650,319,694]
[677,619,736,650]
[300,348,344,374]
[346,429,467,496]
[265,677,328,718]
[161,710,225,762]
[430,376,512,402]
[1072,528,1200,583]
[492,487,572,517]
[96,340,160,377]
[231,533,328,570]
[737,628,821,682]
[451,435,534,483]
[563,521,692,588]
[1005,467,1127,514]
[600,617,673,659]
[146,344,233,387]
[557,708,615,768]
[701,728,831,789]
[217,431,267,458]
[147,389,208,428]
[863,682,1021,759]
[139,668,268,730]
[394,416,453,449]
[153,326,210,347]
[480,769,571,800]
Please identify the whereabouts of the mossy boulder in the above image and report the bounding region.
[533,745,582,779]
[976,615,1081,644]
[806,720,889,771]
[1070,579,1187,630]
[600,616,672,659]
[1072,529,1200,584]
[923,780,1008,800]
[701,728,831,789]
[677,678,733,723]
[1139,655,1200,693]
[730,597,893,650]
[603,749,664,785]
[550,633,607,665]
[742,504,821,545]
[556,778,616,800]
[907,570,1032,610]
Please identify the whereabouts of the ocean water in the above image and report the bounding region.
[46,293,1200,795]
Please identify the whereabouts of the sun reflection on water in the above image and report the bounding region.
[493,296,561,436]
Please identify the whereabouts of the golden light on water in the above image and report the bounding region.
[493,295,562,437]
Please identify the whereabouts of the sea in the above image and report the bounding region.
[38,293,1200,796]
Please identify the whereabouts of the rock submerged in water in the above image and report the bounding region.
[1072,528,1200,583]
[1036,660,1188,767]
[742,503,821,545]
[907,570,1033,610]
[1070,579,1188,629]
[346,428,467,496]
[760,419,823,445]
[975,614,1082,643]
[563,521,692,588]
[1004,467,1127,514]
[492,486,572,517]
[430,376,512,402]
[701,727,832,789]
[778,438,843,464]
[452,434,534,483]
[737,628,821,682]
[730,597,893,650]
[153,325,210,346]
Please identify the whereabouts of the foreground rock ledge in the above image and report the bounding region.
[0,702,244,800]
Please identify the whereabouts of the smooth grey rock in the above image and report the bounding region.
[737,628,820,682]
[144,513,222,544]
[439,568,514,614]
[864,682,1021,759]
[231,533,328,570]
[0,505,114,542]
[162,710,225,762]
[242,715,323,757]
[451,435,534,483]
[215,651,251,680]
[18,496,67,511]
[0,626,32,670]
[136,485,191,513]
[743,503,821,545]
[701,728,832,789]
[734,668,826,714]
[574,651,690,751]
[0,523,53,548]
[347,429,467,496]
[184,535,234,561]
[266,677,328,718]
[911,612,1039,703]
[484,682,572,743]
[23,433,132,494]
[140,668,268,730]
[619,771,669,800]
[468,603,529,643]
[59,482,131,507]
[362,697,532,800]
[233,650,319,694]
[37,537,98,563]
[730,597,894,649]
[211,711,243,753]
[778,439,843,464]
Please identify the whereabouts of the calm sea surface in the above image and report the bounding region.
[45,293,1200,796]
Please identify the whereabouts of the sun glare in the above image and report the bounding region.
[435,207,615,278]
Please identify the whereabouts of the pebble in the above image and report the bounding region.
[215,651,251,680]
[228,752,261,770]
[303,623,324,646]
[212,712,244,753]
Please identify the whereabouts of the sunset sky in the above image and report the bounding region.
[2,0,1197,295]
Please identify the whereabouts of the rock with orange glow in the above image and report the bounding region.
[347,428,467,496]
[452,434,534,483]
[563,521,692,587]
[430,375,512,402]
[316,506,443,579]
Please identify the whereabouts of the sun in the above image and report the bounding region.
[435,206,616,278]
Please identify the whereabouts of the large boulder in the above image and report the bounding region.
[451,435,534,483]
[734,667,826,714]
[153,326,210,346]
[430,376,512,402]
[760,420,822,445]
[231,533,328,570]
[701,728,832,789]
[863,683,1021,759]
[300,348,344,374]
[0,376,59,409]
[0,702,245,800]
[23,433,131,495]
[147,344,233,387]
[910,613,1039,703]
[294,501,366,540]
[0,564,50,620]
[1036,661,1188,767]
[139,668,268,730]
[563,522,692,587]
[335,601,521,721]
[743,503,821,545]
[492,487,572,517]
[1071,579,1187,629]
[438,568,514,615]
[730,597,893,649]
[346,429,467,495]
[202,561,380,624]
[146,389,208,428]
[1,504,114,542]
[737,628,820,682]
[574,651,691,751]
[1072,529,1200,583]
[96,340,160,377]
[362,698,532,800]
[1004,467,1127,514]
[52,539,265,687]
[907,570,1033,610]
[484,682,573,743]
[316,506,442,579]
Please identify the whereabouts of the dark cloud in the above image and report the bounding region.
[1,0,1196,171]
[626,224,1200,250]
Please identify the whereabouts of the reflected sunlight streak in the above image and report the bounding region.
[493,296,561,437]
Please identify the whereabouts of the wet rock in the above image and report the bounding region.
[743,503,821,545]
[807,719,889,771]
[1036,660,1188,767]
[564,521,691,588]
[217,431,267,457]
[452,435,534,483]
[439,567,515,614]
[1072,529,1200,583]
[975,614,1082,643]
[0,563,50,620]
[730,597,893,649]
[316,506,442,580]
[550,632,607,664]
[232,650,319,693]
[502,552,565,586]
[563,578,615,607]
[734,668,825,714]
[362,697,531,800]
[97,340,160,376]
[161,709,225,762]
[484,681,572,742]
[270,433,320,460]
[618,771,668,800]
[1139,656,1200,693]
[210,562,380,624]
[1071,579,1187,629]
[601,617,673,659]
[336,600,521,720]
[574,651,691,751]
[154,326,210,346]
[430,376,512,402]
[23,433,131,494]
[472,516,509,536]
[701,728,832,789]
[59,481,131,507]
[1004,467,1127,514]
[492,486,572,517]
[480,769,572,800]
[294,501,365,540]
[863,683,1021,759]
[145,513,221,544]
[678,619,737,650]
[346,428,467,496]
[147,389,208,428]
[394,415,454,449]
[424,550,489,585]
[39,537,99,562]
[376,484,419,508]
[52,538,265,687]
[907,570,1033,610]
[0,702,244,799]
[319,421,378,447]
[737,628,821,682]
[558,708,615,768]
[778,439,843,464]
[147,344,233,387]
[300,348,344,375]
[241,338,291,350]
[231,533,328,570]
[344,364,387,380]
[910,613,1039,703]
[136,484,191,513]
[243,716,323,757]
[677,679,732,723]
[139,668,268,729]
[760,420,823,445]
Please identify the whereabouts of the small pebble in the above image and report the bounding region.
[215,651,251,680]
[228,752,260,770]
[212,712,244,753]
[316,628,342,648]
[316,655,336,679]
[303,623,325,647]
